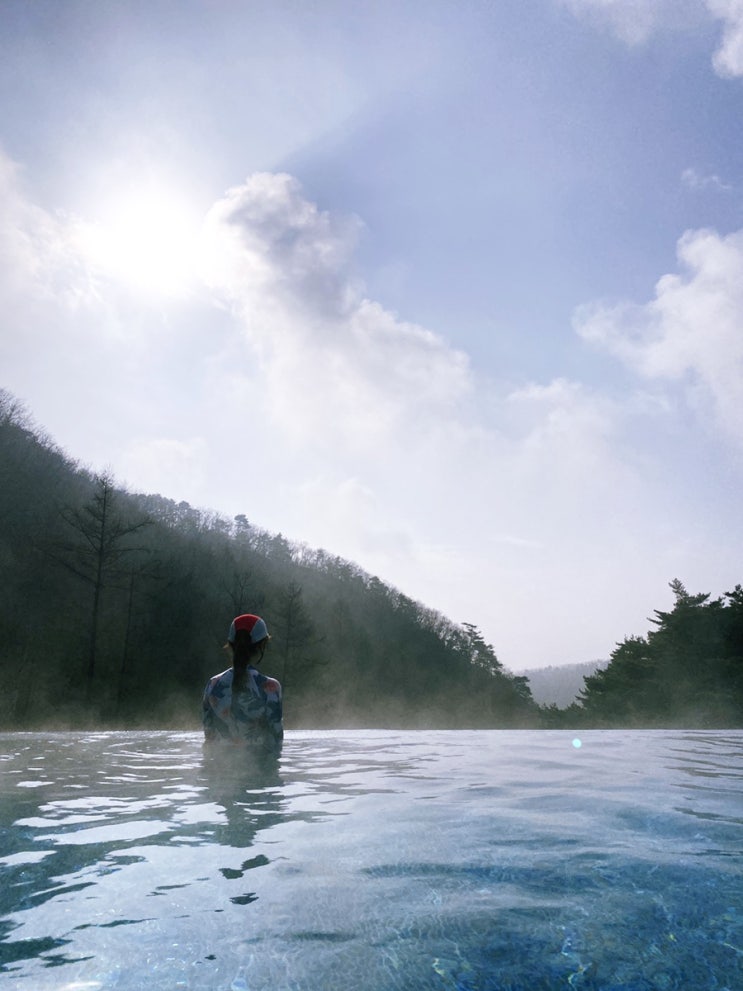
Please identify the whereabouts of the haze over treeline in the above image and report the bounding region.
[0,391,536,729]
[525,661,608,709]
[2,391,742,731]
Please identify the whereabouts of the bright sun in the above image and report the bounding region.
[77,185,203,298]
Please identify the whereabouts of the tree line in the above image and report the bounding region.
[543,579,743,728]
[1,390,741,731]
[0,390,537,730]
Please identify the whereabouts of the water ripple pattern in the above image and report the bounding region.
[0,730,741,989]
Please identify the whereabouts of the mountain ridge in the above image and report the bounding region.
[522,659,608,708]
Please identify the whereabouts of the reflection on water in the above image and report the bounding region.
[0,730,741,989]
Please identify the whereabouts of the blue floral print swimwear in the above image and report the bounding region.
[202,666,283,754]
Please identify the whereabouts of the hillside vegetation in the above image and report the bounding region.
[0,391,537,730]
[2,391,741,731]
[576,579,743,728]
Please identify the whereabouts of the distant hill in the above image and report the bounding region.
[523,660,608,708]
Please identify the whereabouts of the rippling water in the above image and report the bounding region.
[1,730,741,990]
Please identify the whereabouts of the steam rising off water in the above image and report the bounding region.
[1,730,741,989]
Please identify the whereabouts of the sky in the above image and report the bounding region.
[1,0,742,672]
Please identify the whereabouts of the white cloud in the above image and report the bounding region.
[706,0,743,76]
[575,227,743,445]
[201,172,362,314]
[556,0,688,45]
[201,172,472,454]
[200,176,650,551]
[0,152,96,310]
[0,150,113,421]
[559,0,743,78]
[681,167,733,193]
[195,170,682,666]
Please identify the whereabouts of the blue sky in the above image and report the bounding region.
[1,0,742,670]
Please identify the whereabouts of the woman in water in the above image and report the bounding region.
[202,613,283,754]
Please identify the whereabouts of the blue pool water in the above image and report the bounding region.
[0,730,741,990]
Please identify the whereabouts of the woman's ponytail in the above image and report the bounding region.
[231,628,253,693]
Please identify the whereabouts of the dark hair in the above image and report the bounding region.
[231,628,269,693]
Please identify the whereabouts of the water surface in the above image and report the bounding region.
[1,730,741,989]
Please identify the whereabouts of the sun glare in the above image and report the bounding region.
[77,185,203,298]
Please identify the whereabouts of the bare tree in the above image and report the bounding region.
[220,568,265,618]
[52,471,151,698]
[273,581,323,689]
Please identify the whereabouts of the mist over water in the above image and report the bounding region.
[1,730,741,990]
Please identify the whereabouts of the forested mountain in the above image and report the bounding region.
[0,391,538,730]
[3,391,741,731]
[524,660,608,708]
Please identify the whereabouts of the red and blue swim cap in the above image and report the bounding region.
[227,614,269,644]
